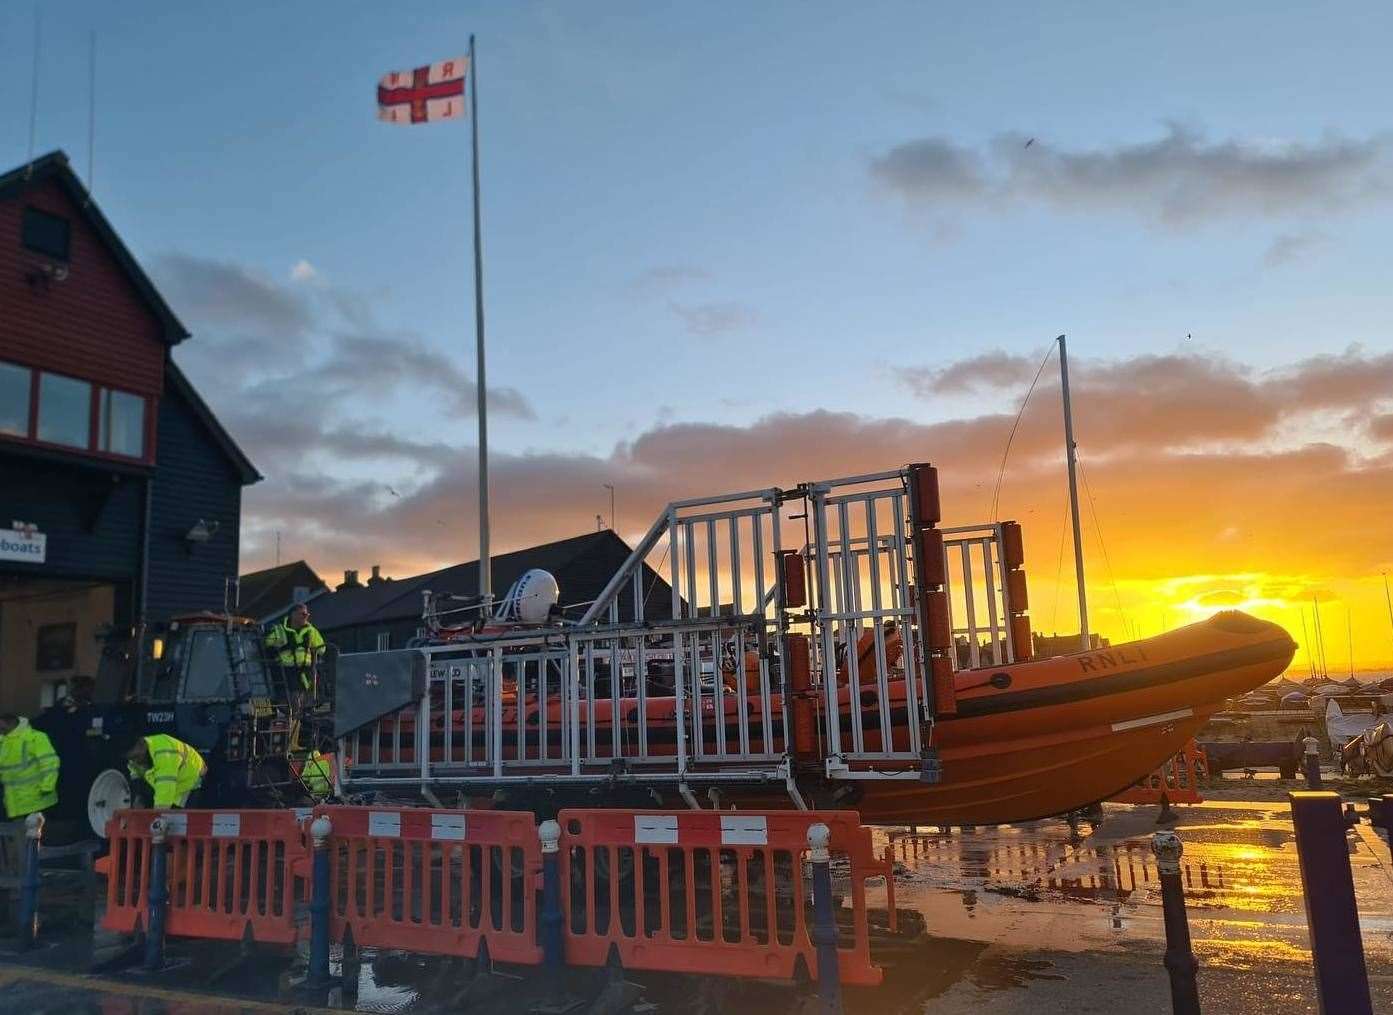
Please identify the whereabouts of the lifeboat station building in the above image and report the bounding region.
[0,151,259,715]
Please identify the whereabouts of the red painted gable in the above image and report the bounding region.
[0,177,165,396]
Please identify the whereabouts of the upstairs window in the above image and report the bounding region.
[99,387,145,457]
[36,372,91,448]
[0,362,29,436]
[22,207,70,261]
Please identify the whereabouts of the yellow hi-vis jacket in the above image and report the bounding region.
[0,717,60,819]
[302,751,334,798]
[265,621,326,690]
[128,734,206,808]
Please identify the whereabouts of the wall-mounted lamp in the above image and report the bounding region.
[184,519,220,547]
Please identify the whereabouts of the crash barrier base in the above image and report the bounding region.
[315,805,542,966]
[96,808,309,944]
[93,804,885,988]
[1111,741,1208,806]
[558,809,885,985]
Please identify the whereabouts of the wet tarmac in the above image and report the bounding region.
[2,799,1391,1013]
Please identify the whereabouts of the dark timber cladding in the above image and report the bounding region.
[0,151,259,713]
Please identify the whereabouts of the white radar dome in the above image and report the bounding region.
[503,568,560,623]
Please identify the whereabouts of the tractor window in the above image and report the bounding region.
[231,630,271,696]
[182,630,234,700]
[147,631,186,702]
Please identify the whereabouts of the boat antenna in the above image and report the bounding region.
[1058,334,1089,652]
[990,341,1056,522]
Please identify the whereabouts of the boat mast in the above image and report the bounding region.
[1058,334,1089,653]
[1312,594,1326,677]
[1346,604,1355,680]
[1383,572,1393,665]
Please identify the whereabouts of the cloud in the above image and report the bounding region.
[1263,231,1328,268]
[317,333,535,420]
[628,265,709,294]
[153,254,314,337]
[290,259,319,283]
[666,300,757,336]
[902,351,1039,396]
[870,124,1392,225]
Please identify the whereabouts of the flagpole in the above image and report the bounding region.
[469,33,491,609]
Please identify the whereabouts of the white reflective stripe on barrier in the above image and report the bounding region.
[720,815,768,845]
[212,813,241,838]
[431,814,466,840]
[368,811,402,837]
[634,814,679,844]
[159,812,188,836]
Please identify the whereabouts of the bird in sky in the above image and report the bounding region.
[1024,137,1035,149]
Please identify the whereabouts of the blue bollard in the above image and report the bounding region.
[17,811,43,950]
[1151,831,1201,1015]
[307,816,333,989]
[143,817,168,972]
[1290,791,1373,1015]
[1302,737,1323,790]
[807,822,842,1014]
[539,819,564,973]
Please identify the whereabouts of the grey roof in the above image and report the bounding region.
[238,559,327,621]
[310,530,669,633]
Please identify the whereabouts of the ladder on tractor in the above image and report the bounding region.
[335,464,1033,806]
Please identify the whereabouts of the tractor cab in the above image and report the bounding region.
[38,611,335,840]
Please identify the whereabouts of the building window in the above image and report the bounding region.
[36,622,77,671]
[0,362,29,436]
[22,207,70,261]
[22,204,70,258]
[37,372,91,448]
[99,387,145,457]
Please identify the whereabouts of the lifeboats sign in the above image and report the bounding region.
[0,523,45,564]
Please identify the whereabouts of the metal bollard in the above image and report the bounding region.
[17,811,43,950]
[1290,792,1373,1015]
[1302,736,1323,790]
[307,816,333,989]
[144,817,168,972]
[1152,831,1201,1015]
[807,822,842,1014]
[539,819,565,973]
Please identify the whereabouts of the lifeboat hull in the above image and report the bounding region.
[347,610,1295,827]
[789,610,1296,824]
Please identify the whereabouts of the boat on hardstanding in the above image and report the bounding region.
[332,463,1295,825]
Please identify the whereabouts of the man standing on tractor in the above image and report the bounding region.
[126,734,206,809]
[0,713,60,821]
[265,603,326,696]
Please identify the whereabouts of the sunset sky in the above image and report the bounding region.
[5,3,1393,671]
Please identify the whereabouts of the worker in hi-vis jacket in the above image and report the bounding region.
[0,713,60,820]
[126,733,207,809]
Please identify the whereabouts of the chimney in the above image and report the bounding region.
[367,564,385,587]
[338,569,362,590]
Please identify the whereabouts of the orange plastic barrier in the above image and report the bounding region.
[97,808,308,944]
[313,805,542,966]
[556,808,885,985]
[1112,741,1208,805]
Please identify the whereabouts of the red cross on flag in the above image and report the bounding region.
[377,55,469,124]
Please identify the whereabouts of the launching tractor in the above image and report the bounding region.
[33,611,336,840]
